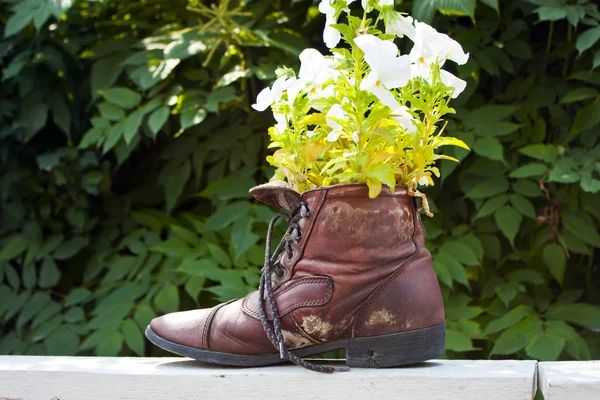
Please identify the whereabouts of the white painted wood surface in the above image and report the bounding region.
[0,356,537,400]
[538,361,600,400]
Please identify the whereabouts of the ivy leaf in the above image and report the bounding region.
[96,331,124,356]
[98,102,125,121]
[4,11,33,38]
[122,319,144,356]
[518,144,558,162]
[562,214,600,247]
[509,163,547,178]
[123,110,143,145]
[101,87,142,109]
[483,304,534,336]
[510,194,536,219]
[465,177,510,199]
[490,317,541,356]
[495,206,522,245]
[542,243,566,286]
[39,258,60,288]
[474,194,509,220]
[571,100,600,135]
[0,234,29,261]
[446,329,475,352]
[546,303,600,332]
[52,237,89,260]
[525,326,565,361]
[165,160,191,213]
[576,27,600,54]
[560,87,598,104]
[148,106,170,136]
[153,284,179,314]
[473,137,505,163]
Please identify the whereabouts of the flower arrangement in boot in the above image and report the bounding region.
[147,0,467,374]
[252,0,469,215]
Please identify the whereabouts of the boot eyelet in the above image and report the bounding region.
[274,266,285,279]
[291,228,302,241]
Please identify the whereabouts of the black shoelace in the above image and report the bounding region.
[257,202,348,373]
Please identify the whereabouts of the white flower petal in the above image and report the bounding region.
[286,79,305,106]
[323,23,341,48]
[379,0,394,6]
[418,175,429,186]
[307,129,316,138]
[251,87,273,111]
[353,131,360,144]
[371,85,401,110]
[270,76,289,102]
[385,13,415,39]
[440,70,467,98]
[327,131,341,142]
[273,112,287,133]
[326,104,346,131]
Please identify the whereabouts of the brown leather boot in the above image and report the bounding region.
[146,183,445,372]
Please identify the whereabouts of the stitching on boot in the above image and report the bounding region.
[202,299,234,349]
[350,198,420,337]
[242,277,333,320]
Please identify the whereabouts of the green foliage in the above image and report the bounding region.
[1,0,599,362]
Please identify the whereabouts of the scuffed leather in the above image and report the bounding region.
[150,183,445,355]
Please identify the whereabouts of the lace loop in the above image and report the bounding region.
[257,202,346,373]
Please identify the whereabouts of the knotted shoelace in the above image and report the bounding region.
[257,202,347,373]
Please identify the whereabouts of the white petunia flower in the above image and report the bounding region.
[379,0,394,7]
[273,112,287,134]
[251,76,293,111]
[411,22,469,68]
[318,0,341,48]
[391,106,417,134]
[440,70,467,99]
[385,12,415,39]
[299,49,338,99]
[326,104,346,142]
[418,175,430,186]
[355,34,410,109]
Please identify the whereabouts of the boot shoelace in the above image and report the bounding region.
[258,201,348,373]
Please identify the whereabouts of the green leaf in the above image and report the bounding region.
[546,303,600,332]
[518,144,558,162]
[65,288,92,307]
[102,121,125,154]
[44,325,80,356]
[560,87,598,104]
[203,202,253,231]
[17,292,51,329]
[411,0,437,24]
[446,328,475,352]
[165,160,191,213]
[483,305,534,336]
[0,234,29,261]
[134,305,156,330]
[479,0,498,12]
[153,284,179,314]
[39,258,60,288]
[4,11,32,38]
[473,137,504,162]
[594,50,600,70]
[436,250,469,287]
[180,108,207,130]
[231,215,260,260]
[562,214,600,247]
[510,194,536,219]
[536,6,567,21]
[525,326,565,361]
[98,102,125,121]
[101,87,142,109]
[490,317,541,356]
[53,237,89,260]
[543,243,566,286]
[96,331,124,356]
[465,105,519,127]
[571,100,600,135]
[432,260,453,288]
[152,238,196,258]
[465,177,510,199]
[177,258,218,276]
[199,176,255,200]
[509,163,547,178]
[122,319,144,356]
[476,123,521,137]
[123,110,143,145]
[576,27,600,54]
[64,307,85,323]
[148,106,170,136]
[495,206,522,245]
[474,194,509,220]
[512,179,543,198]
[441,242,479,266]
[366,164,396,188]
[91,55,124,97]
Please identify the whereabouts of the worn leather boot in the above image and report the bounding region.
[146,183,445,372]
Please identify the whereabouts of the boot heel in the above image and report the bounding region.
[346,324,446,368]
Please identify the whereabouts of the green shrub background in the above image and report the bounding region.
[0,0,599,360]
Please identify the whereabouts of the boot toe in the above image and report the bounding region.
[150,309,212,349]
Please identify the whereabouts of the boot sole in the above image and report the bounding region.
[145,323,445,368]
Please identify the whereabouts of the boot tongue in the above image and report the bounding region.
[249,181,301,212]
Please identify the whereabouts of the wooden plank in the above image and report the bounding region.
[538,361,600,400]
[0,357,537,400]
